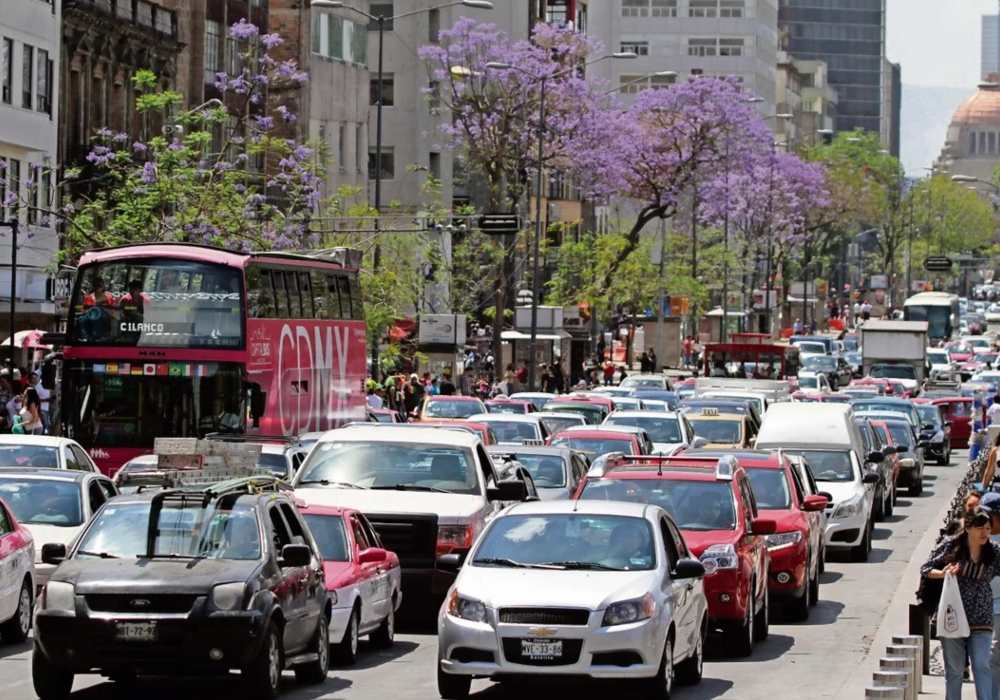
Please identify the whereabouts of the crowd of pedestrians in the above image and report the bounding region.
[0,362,54,435]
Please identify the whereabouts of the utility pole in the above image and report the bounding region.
[0,218,17,360]
[656,218,666,372]
[721,137,731,342]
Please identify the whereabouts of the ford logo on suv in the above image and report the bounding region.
[130,599,151,608]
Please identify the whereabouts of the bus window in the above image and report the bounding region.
[286,272,303,318]
[336,275,352,319]
[325,274,343,320]
[348,274,363,320]
[299,271,315,318]
[246,266,275,319]
[311,270,329,319]
[272,269,289,317]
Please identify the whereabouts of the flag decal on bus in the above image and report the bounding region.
[143,364,156,376]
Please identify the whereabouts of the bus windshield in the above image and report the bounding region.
[65,361,246,448]
[69,258,244,348]
[904,304,953,339]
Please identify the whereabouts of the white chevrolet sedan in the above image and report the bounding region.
[436,500,708,699]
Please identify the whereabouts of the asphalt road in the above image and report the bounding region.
[0,454,969,700]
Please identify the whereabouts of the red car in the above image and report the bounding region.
[931,397,975,448]
[0,495,35,643]
[868,419,901,500]
[574,453,774,657]
[370,408,403,423]
[484,399,537,414]
[547,428,645,457]
[946,342,974,363]
[414,396,486,421]
[884,379,910,399]
[297,504,402,665]
[848,378,889,395]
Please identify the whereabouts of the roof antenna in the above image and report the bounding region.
[572,497,579,512]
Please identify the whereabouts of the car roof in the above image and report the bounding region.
[503,498,656,519]
[297,503,352,517]
[537,411,588,419]
[0,468,90,482]
[605,410,679,419]
[552,428,636,439]
[426,396,481,402]
[682,448,782,466]
[467,413,541,423]
[853,397,911,406]
[487,444,573,458]
[321,424,481,447]
[0,435,72,447]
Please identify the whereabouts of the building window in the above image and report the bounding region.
[719,38,744,57]
[370,74,393,106]
[650,73,677,88]
[689,0,717,18]
[355,127,364,172]
[651,0,677,17]
[41,170,51,218]
[429,152,441,181]
[21,45,32,109]
[27,165,38,226]
[1,38,11,104]
[328,15,343,59]
[205,21,221,84]
[990,132,997,155]
[35,49,51,115]
[622,0,647,17]
[970,131,977,155]
[688,38,716,57]
[980,131,987,154]
[620,41,649,57]
[369,3,393,30]
[429,8,439,42]
[428,80,441,112]
[720,0,744,17]
[368,147,394,180]
[338,124,346,169]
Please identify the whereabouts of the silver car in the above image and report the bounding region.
[436,500,708,699]
[485,445,590,500]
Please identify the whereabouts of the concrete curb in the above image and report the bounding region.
[833,484,956,699]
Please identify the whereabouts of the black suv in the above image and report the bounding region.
[32,476,330,700]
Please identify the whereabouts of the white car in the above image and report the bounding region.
[436,499,708,699]
[986,304,1000,323]
[619,375,673,392]
[537,411,589,434]
[0,436,98,472]
[791,340,828,362]
[796,371,831,393]
[466,413,550,445]
[509,392,557,410]
[256,443,309,480]
[0,468,119,588]
[601,410,702,454]
[485,445,590,500]
[292,426,527,603]
[0,492,34,644]
[926,348,956,381]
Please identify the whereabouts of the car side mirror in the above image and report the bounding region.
[488,479,527,502]
[923,423,935,431]
[881,446,896,455]
[862,471,881,484]
[867,450,885,464]
[279,543,312,568]
[691,436,709,448]
[359,547,388,564]
[817,491,834,502]
[437,552,465,572]
[895,445,909,454]
[945,421,954,427]
[673,558,705,580]
[41,542,67,565]
[751,518,777,536]
[918,439,930,449]
[802,494,828,512]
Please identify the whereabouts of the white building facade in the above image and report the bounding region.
[0,0,61,335]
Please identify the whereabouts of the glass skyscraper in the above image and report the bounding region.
[778,0,886,136]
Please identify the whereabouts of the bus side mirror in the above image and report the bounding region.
[249,384,267,427]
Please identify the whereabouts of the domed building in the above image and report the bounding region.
[935,77,1000,185]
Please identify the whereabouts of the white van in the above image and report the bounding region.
[755,403,882,562]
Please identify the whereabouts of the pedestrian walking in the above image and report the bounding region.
[618,365,628,384]
[922,505,1000,700]
[793,318,804,334]
[648,348,657,372]
[503,363,517,395]
[602,359,616,386]
[516,359,529,388]
[639,352,651,373]
[683,336,693,370]
[552,360,566,394]
[989,396,1000,426]
[439,372,456,396]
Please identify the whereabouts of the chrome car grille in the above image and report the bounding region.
[85,594,199,614]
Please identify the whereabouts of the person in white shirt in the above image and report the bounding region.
[29,373,51,433]
[199,397,240,433]
[366,387,384,409]
[988,396,1000,426]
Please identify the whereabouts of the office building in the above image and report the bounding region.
[778,0,888,139]
[984,13,998,81]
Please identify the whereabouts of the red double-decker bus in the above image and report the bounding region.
[62,243,368,474]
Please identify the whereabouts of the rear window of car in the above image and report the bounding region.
[302,514,350,561]
[549,436,635,457]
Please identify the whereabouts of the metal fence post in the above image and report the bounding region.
[879,657,914,700]
[891,636,923,691]
[865,687,905,699]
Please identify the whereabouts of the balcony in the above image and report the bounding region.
[64,0,177,39]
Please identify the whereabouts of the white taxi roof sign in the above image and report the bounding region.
[701,407,719,416]
[716,454,738,481]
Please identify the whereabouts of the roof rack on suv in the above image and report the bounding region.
[587,452,719,478]
[119,466,289,492]
[203,433,301,446]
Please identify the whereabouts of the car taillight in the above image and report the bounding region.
[437,525,474,556]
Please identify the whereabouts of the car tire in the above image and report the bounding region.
[334,606,360,666]
[909,476,923,497]
[851,524,870,562]
[819,544,826,575]
[243,621,283,700]
[790,561,811,622]
[294,612,330,684]
[32,646,74,700]
[370,598,395,649]
[642,634,675,699]
[753,580,769,642]
[724,595,754,657]
[885,487,894,517]
[676,620,705,685]
[437,666,472,700]
[810,561,820,606]
[938,450,949,466]
[873,484,885,522]
[0,578,31,643]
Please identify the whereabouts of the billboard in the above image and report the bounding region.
[418,314,467,345]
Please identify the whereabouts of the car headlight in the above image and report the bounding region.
[43,581,76,613]
[699,544,739,574]
[934,431,945,442]
[446,590,487,623]
[899,458,916,467]
[211,582,246,611]
[765,531,803,550]
[602,593,655,626]
[833,494,864,519]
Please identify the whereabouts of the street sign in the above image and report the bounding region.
[478,214,522,235]
[924,256,953,272]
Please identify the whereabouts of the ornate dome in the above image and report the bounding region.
[952,78,1000,126]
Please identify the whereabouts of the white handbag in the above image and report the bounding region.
[937,571,971,639]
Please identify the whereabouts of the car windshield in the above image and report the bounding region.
[798,376,821,389]
[503,454,567,488]
[804,357,837,371]
[870,366,916,380]
[603,415,681,443]
[0,445,60,469]
[917,405,942,427]
[579,479,736,531]
[472,513,655,571]
[371,412,395,424]
[785,450,855,482]
[886,424,913,448]
[847,352,863,363]
[257,452,288,477]
[297,442,479,494]
[543,403,606,421]
[688,418,742,444]
[927,351,950,364]
[795,342,827,355]
[745,469,792,509]
[487,403,527,415]
[483,421,539,443]
[302,514,350,562]
[549,436,635,457]
[823,395,852,404]
[75,502,261,559]
[423,400,483,419]
[539,415,587,433]
[622,377,663,388]
[974,354,998,364]
[0,478,83,526]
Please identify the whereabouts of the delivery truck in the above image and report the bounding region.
[860,319,929,394]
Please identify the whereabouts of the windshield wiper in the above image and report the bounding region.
[539,560,625,571]
[147,552,197,559]
[76,550,120,559]
[371,484,453,493]
[297,479,369,489]
[472,557,560,569]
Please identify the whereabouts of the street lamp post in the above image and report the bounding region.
[759,114,792,338]
[0,218,17,360]
[486,51,637,390]
[311,0,493,381]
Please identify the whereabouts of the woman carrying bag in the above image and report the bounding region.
[18,389,43,435]
[921,506,1000,700]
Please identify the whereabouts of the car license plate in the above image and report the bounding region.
[521,638,562,659]
[115,622,158,642]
